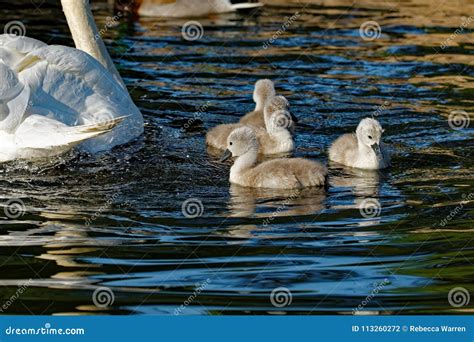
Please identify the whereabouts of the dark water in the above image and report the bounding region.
[0,0,473,315]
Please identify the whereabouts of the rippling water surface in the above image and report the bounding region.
[0,0,473,315]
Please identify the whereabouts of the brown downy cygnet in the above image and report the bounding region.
[258,95,294,153]
[240,79,297,132]
[220,127,326,189]
[206,79,276,151]
[328,118,390,170]
[206,95,295,154]
[239,79,276,128]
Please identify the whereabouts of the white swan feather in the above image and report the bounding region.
[0,35,143,162]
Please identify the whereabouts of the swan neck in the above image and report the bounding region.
[231,147,258,175]
[60,0,125,88]
[357,140,372,155]
[357,139,379,168]
[254,100,264,111]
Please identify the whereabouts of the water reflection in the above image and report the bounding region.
[224,184,326,238]
[329,164,381,197]
[229,184,326,218]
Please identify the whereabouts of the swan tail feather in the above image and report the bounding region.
[230,2,263,10]
[77,116,126,134]
[62,116,127,144]
[15,115,127,150]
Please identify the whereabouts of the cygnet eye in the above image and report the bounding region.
[368,135,373,140]
[229,141,233,146]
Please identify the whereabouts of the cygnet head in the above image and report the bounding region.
[253,79,276,110]
[264,95,292,131]
[265,95,289,113]
[356,118,384,159]
[220,127,258,162]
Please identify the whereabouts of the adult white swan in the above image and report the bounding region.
[117,0,263,18]
[0,0,144,162]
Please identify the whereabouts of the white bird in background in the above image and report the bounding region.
[0,0,144,163]
[117,0,263,18]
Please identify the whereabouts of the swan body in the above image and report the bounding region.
[206,95,294,154]
[220,127,326,189]
[328,118,390,170]
[0,0,144,162]
[134,0,263,18]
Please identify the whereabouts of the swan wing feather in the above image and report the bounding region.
[15,115,126,149]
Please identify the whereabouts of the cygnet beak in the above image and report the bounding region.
[371,143,382,160]
[220,149,232,162]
